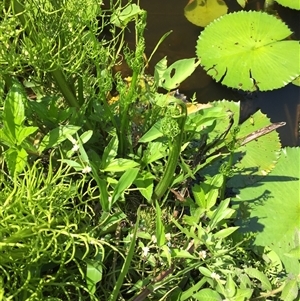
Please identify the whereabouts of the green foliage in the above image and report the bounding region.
[0,81,38,175]
[0,0,299,300]
[200,100,283,188]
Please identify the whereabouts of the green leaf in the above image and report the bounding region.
[134,171,155,202]
[154,57,168,87]
[280,279,299,301]
[235,147,300,275]
[103,158,139,172]
[138,120,164,143]
[141,141,167,165]
[199,267,213,277]
[184,0,228,27]
[236,0,247,8]
[60,159,83,171]
[155,201,166,247]
[228,110,282,187]
[205,174,224,209]
[284,246,300,259]
[192,183,206,209]
[225,274,236,298]
[213,227,239,239]
[4,82,26,138]
[169,248,197,260]
[85,252,103,295]
[159,58,199,90]
[234,288,253,301]
[38,125,80,153]
[98,211,127,236]
[201,101,282,188]
[275,0,300,10]
[5,147,27,176]
[0,128,15,147]
[194,288,222,301]
[292,75,300,87]
[209,198,234,229]
[196,11,300,91]
[111,168,139,205]
[16,126,38,145]
[244,268,272,291]
[80,130,93,144]
[101,136,118,169]
[110,4,143,28]
[161,245,171,266]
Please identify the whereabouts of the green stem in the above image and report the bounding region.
[153,102,187,201]
[118,70,139,156]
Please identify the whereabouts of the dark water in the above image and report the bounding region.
[129,0,300,146]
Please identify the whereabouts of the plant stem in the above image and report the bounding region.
[153,102,187,201]
[118,70,139,156]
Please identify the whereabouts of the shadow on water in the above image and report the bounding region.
[126,0,300,146]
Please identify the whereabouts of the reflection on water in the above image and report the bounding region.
[132,0,300,146]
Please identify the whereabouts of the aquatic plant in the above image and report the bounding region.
[196,11,300,91]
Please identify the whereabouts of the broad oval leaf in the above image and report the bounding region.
[159,58,199,90]
[196,11,300,91]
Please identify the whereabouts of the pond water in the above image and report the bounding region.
[127,0,300,146]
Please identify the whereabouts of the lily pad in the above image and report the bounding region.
[200,100,282,188]
[184,0,228,27]
[196,11,300,91]
[276,0,300,10]
[234,147,300,276]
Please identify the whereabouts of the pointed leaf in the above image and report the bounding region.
[155,200,166,247]
[194,288,222,301]
[16,127,38,145]
[103,158,139,172]
[111,168,139,204]
[244,268,272,291]
[38,125,80,153]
